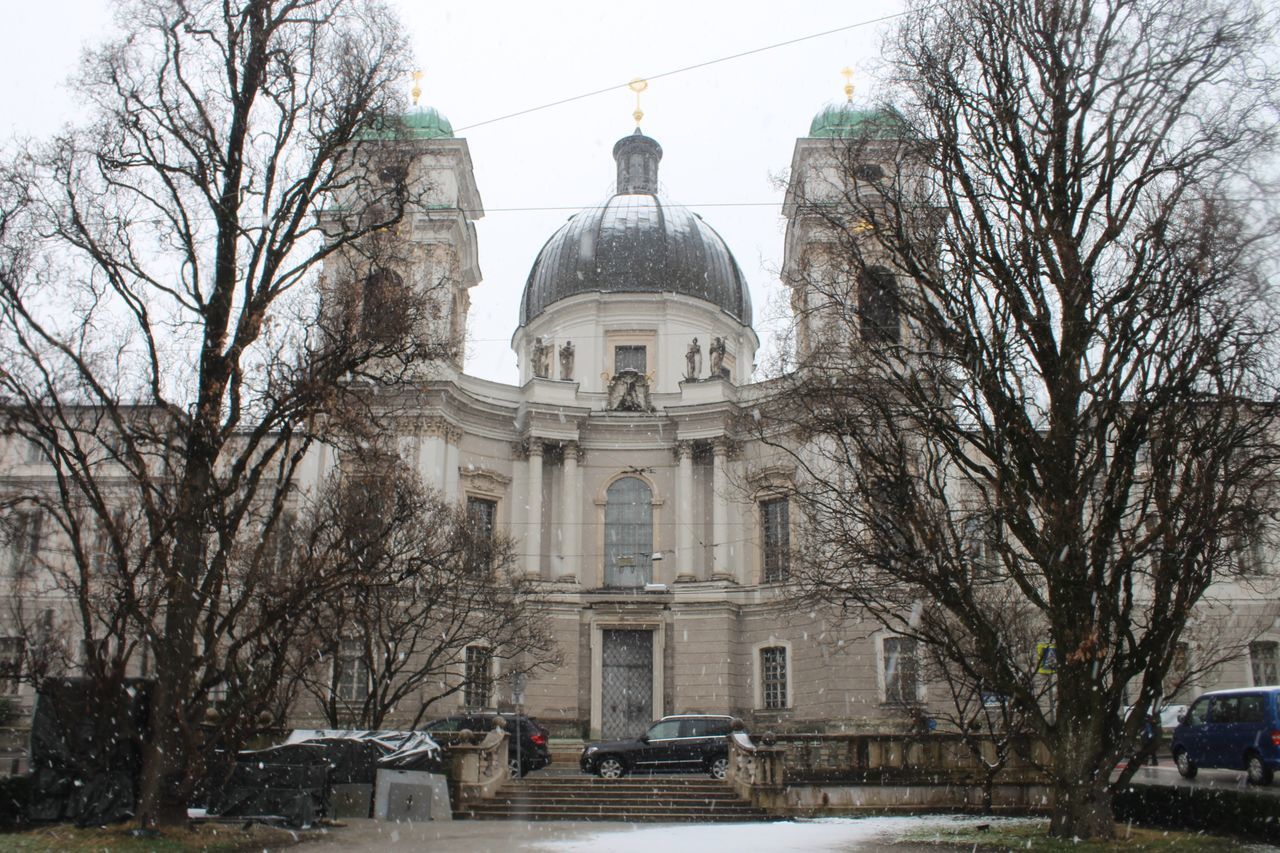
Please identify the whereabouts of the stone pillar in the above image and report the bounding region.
[525,441,544,579]
[557,443,581,583]
[675,442,696,582]
[443,426,461,503]
[712,440,732,581]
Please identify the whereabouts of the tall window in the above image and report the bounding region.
[467,497,497,539]
[1251,641,1278,685]
[0,637,22,695]
[8,511,42,580]
[464,646,493,708]
[761,646,788,710]
[883,636,920,704]
[614,345,647,374]
[604,477,652,587]
[761,498,790,582]
[335,637,369,703]
[859,266,900,345]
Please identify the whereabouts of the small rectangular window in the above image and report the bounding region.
[761,646,788,710]
[761,498,790,583]
[464,646,493,709]
[336,637,369,703]
[883,637,920,704]
[1250,641,1278,685]
[614,345,647,374]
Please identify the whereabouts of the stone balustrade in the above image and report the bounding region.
[728,730,1051,815]
[441,727,510,805]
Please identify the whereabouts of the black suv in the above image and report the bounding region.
[580,714,740,779]
[422,713,551,777]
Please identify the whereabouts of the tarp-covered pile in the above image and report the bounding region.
[208,729,443,826]
[27,678,152,826]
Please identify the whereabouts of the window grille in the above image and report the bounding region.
[604,477,652,587]
[761,646,787,710]
[614,345,647,374]
[1251,641,1278,685]
[883,636,919,704]
[761,498,790,582]
[464,646,493,708]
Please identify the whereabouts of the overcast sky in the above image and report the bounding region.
[0,0,902,384]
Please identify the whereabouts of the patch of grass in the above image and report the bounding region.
[0,821,304,852]
[902,819,1252,851]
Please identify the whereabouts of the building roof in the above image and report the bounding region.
[809,102,907,139]
[518,131,752,327]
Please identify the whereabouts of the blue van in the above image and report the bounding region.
[1171,686,1280,785]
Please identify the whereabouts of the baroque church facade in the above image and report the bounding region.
[305,102,935,740]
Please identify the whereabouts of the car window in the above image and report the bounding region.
[1210,696,1239,724]
[1238,695,1266,723]
[683,718,730,737]
[1186,699,1208,725]
[647,720,681,740]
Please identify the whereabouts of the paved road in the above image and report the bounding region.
[1125,763,1280,797]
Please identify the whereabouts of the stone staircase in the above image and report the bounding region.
[455,775,771,822]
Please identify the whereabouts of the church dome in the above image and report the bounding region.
[356,105,455,141]
[518,131,752,327]
[809,103,907,139]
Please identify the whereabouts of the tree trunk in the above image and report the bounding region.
[1050,778,1114,839]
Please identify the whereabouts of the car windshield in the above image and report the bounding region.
[1186,699,1208,725]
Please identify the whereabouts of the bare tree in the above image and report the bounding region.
[0,0,449,827]
[759,0,1280,838]
[288,456,559,730]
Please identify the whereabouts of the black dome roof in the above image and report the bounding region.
[518,131,752,327]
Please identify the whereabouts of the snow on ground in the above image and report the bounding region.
[529,815,1040,853]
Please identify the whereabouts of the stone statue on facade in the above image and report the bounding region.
[606,370,655,412]
[709,336,727,379]
[532,337,551,378]
[685,337,702,380]
[559,340,575,381]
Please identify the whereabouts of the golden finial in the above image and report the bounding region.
[411,70,424,107]
[841,67,855,103]
[629,78,648,127]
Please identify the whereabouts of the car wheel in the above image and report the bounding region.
[707,756,728,780]
[596,756,626,779]
[1246,753,1273,786]
[1174,748,1197,779]
[507,756,524,779]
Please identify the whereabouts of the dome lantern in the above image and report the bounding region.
[613,129,662,195]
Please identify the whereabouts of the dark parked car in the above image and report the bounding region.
[580,714,740,780]
[422,713,551,777]
[1171,686,1280,785]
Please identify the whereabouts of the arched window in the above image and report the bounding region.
[604,477,652,588]
[859,266,900,344]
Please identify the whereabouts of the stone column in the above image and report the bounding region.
[525,441,544,579]
[443,426,461,503]
[711,440,732,581]
[557,443,581,583]
[675,442,696,582]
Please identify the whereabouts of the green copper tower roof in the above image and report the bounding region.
[357,106,455,141]
[808,103,907,139]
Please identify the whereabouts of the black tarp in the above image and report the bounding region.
[27,677,152,825]
[207,732,445,827]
